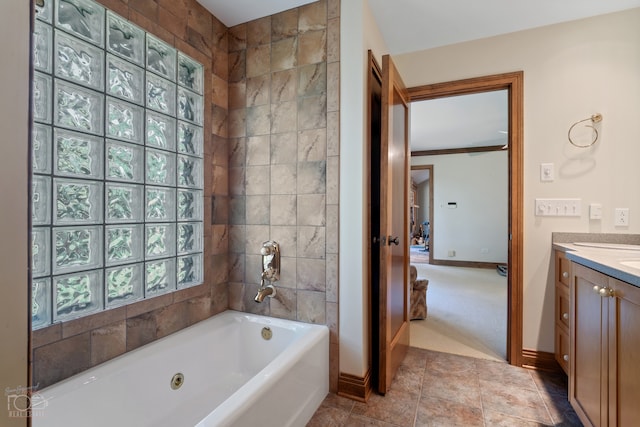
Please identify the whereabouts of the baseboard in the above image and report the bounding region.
[521,349,563,374]
[337,369,372,402]
[430,259,499,269]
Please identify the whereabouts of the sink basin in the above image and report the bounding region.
[619,260,640,269]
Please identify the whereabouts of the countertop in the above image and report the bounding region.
[553,242,640,287]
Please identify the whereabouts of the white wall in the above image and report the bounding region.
[417,179,429,227]
[395,8,640,352]
[413,152,508,262]
[0,0,30,425]
[339,0,388,377]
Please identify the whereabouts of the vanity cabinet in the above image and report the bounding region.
[570,262,640,427]
[555,251,571,374]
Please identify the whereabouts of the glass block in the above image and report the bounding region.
[177,155,203,189]
[54,80,104,135]
[177,87,203,125]
[146,111,176,151]
[54,29,104,90]
[53,270,103,322]
[177,253,202,289]
[106,11,145,67]
[177,189,203,221]
[32,227,51,278]
[105,224,144,266]
[34,21,53,73]
[36,0,53,23]
[55,0,105,47]
[177,222,202,255]
[106,140,144,182]
[54,179,103,225]
[107,97,144,143]
[54,128,103,179]
[145,258,176,297]
[177,121,203,157]
[32,175,51,226]
[146,148,176,186]
[177,52,203,95]
[107,54,144,105]
[146,34,176,81]
[105,183,144,223]
[106,263,144,308]
[145,186,176,222]
[146,72,176,116]
[32,278,52,330]
[33,72,52,124]
[33,123,53,174]
[145,223,176,259]
[53,225,102,274]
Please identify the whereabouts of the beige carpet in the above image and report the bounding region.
[410,263,507,362]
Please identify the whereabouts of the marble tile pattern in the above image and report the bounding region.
[227,0,340,391]
[308,348,583,427]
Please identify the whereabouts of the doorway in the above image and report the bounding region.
[408,72,523,366]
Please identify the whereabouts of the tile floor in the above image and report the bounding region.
[308,348,582,427]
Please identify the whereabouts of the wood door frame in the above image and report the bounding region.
[408,71,524,366]
[409,164,433,264]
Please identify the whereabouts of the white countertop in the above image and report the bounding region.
[553,242,640,287]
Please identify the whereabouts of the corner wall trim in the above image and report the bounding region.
[337,369,372,402]
[521,349,563,374]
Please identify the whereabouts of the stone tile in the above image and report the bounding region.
[325,253,338,302]
[229,137,246,166]
[228,24,247,52]
[228,50,246,83]
[100,0,129,17]
[211,194,229,224]
[271,37,298,72]
[246,44,271,78]
[227,108,247,138]
[298,30,326,66]
[277,255,298,288]
[211,134,228,166]
[246,195,270,225]
[298,194,326,226]
[352,388,419,427]
[154,301,189,339]
[246,75,271,107]
[247,135,270,165]
[483,410,552,427]
[229,195,246,225]
[211,74,228,109]
[129,0,158,20]
[173,282,209,303]
[247,16,271,46]
[298,128,327,162]
[297,258,326,291]
[228,282,246,311]
[270,194,297,225]
[185,26,212,58]
[271,69,297,103]
[327,61,340,112]
[158,6,187,40]
[271,164,297,195]
[228,82,246,110]
[228,225,246,253]
[421,370,482,409]
[326,302,338,344]
[271,101,298,134]
[327,17,340,63]
[33,332,91,388]
[269,286,297,320]
[32,323,62,349]
[187,295,211,325]
[228,166,245,196]
[391,362,425,394]
[210,164,229,195]
[62,306,126,338]
[480,378,553,424]
[426,350,477,378]
[90,320,126,366]
[299,0,327,32]
[327,110,340,156]
[298,63,327,97]
[529,370,570,398]
[186,2,212,38]
[126,313,157,351]
[211,104,228,138]
[270,132,298,164]
[298,160,326,194]
[298,95,327,131]
[125,292,172,319]
[246,104,271,136]
[297,226,326,258]
[246,165,271,195]
[476,358,538,390]
[345,414,400,426]
[416,396,484,427]
[307,404,350,427]
[326,156,339,204]
[272,8,298,42]
[210,224,228,254]
[325,204,338,253]
[245,225,270,255]
[541,393,582,426]
[228,253,245,282]
[297,290,326,324]
[328,0,341,20]
[210,281,228,315]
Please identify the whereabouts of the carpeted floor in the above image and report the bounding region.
[410,263,507,362]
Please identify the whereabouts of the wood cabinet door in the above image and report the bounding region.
[571,263,608,427]
[608,278,640,427]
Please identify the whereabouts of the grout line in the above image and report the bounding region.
[528,370,557,426]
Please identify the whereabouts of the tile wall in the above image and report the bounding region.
[32,0,340,392]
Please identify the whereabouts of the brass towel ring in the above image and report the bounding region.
[568,113,603,148]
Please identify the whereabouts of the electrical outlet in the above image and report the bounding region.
[447,250,456,257]
[615,208,629,226]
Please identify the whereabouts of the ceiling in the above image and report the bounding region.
[196,0,315,27]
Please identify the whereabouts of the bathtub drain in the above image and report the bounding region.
[171,373,184,390]
[261,327,272,340]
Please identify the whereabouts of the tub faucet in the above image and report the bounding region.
[254,279,275,303]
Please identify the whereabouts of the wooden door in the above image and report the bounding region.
[377,54,410,394]
[608,277,640,427]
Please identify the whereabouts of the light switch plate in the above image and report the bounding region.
[540,163,554,182]
[535,198,582,216]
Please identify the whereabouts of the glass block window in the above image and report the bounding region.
[31,0,204,329]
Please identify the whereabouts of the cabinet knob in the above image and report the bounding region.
[562,271,569,278]
[593,285,601,294]
[563,354,569,362]
[563,312,569,320]
[599,287,615,298]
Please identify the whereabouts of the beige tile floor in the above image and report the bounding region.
[308,348,582,427]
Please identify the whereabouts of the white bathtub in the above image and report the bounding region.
[34,310,329,427]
